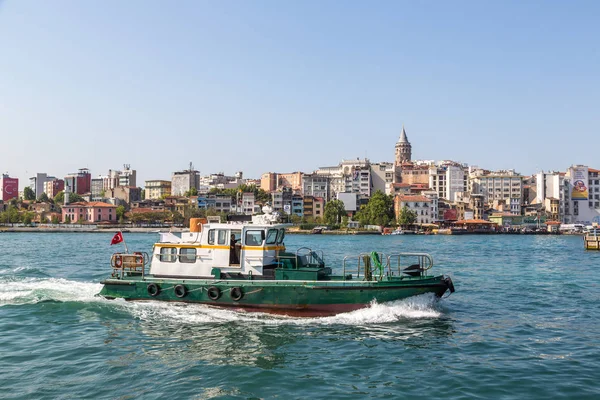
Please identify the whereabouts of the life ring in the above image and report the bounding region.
[147,283,160,297]
[230,287,243,302]
[207,286,221,300]
[114,254,123,268]
[174,284,187,298]
[134,252,143,264]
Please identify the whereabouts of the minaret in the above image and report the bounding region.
[394,125,412,166]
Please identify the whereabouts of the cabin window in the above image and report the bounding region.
[179,248,196,263]
[245,230,264,246]
[265,229,278,245]
[218,230,227,245]
[159,247,177,262]
[208,229,215,245]
[277,229,285,244]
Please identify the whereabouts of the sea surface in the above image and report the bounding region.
[1,232,599,399]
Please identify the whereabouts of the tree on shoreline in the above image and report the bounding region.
[324,199,346,225]
[398,206,417,228]
[354,191,394,227]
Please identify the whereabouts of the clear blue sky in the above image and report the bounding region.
[1,0,599,188]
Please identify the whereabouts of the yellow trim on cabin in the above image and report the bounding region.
[154,243,285,251]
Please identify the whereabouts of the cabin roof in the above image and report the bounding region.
[203,223,288,230]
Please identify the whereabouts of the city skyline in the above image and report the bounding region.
[2,1,599,186]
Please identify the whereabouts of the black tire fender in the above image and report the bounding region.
[174,284,187,298]
[207,286,221,300]
[230,287,243,302]
[147,283,160,297]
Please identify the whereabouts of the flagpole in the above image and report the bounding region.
[120,231,129,254]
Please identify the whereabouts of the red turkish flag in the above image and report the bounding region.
[110,232,123,245]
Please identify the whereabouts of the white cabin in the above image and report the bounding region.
[149,221,287,278]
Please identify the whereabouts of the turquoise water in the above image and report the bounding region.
[1,233,599,399]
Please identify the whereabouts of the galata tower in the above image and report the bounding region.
[394,125,412,166]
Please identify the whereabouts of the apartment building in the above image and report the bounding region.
[145,180,172,199]
[62,201,116,223]
[171,166,200,196]
[563,165,600,224]
[470,169,523,214]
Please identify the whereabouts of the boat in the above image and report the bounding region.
[99,212,455,317]
[389,228,404,235]
[584,225,600,250]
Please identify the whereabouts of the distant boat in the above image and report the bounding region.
[390,228,404,235]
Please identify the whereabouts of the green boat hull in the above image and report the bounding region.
[99,275,453,317]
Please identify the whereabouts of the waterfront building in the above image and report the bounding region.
[291,193,304,216]
[145,180,172,199]
[44,179,64,198]
[315,158,372,198]
[428,163,468,202]
[469,169,523,214]
[29,173,55,198]
[370,162,395,195]
[488,212,523,227]
[0,174,19,201]
[62,201,116,223]
[394,194,435,225]
[563,165,600,225]
[302,173,331,201]
[64,168,91,196]
[303,196,325,221]
[534,171,567,222]
[171,164,200,196]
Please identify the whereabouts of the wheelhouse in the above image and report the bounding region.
[149,223,288,279]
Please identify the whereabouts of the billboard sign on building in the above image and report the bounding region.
[570,166,589,201]
[443,208,458,221]
[2,178,18,201]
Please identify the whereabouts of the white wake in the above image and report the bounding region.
[0,277,444,325]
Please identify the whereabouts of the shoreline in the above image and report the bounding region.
[0,226,575,235]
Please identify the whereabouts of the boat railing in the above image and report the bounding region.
[387,253,434,277]
[110,252,149,279]
[275,247,325,269]
[342,252,388,281]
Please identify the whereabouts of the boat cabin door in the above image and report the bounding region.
[229,230,242,266]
